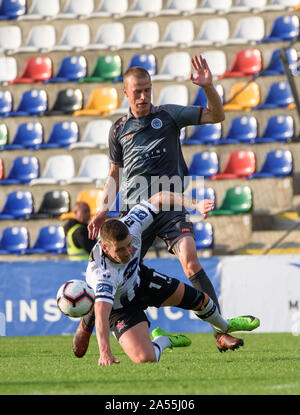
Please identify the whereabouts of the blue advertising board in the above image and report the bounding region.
[0,258,221,337]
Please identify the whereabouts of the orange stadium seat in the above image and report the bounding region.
[223,81,261,111]
[73,87,119,116]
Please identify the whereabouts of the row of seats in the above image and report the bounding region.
[189,149,293,179]
[0,113,296,151]
[0,78,296,118]
[0,0,298,21]
[0,148,293,187]
[1,14,299,54]
[0,46,299,85]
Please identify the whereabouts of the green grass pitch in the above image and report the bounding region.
[1,332,300,395]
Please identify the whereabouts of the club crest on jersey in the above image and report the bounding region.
[151,118,163,129]
[123,257,138,281]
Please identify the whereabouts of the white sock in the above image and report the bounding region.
[152,335,172,361]
[195,298,229,332]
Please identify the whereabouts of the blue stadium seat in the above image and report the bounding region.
[261,15,299,42]
[0,156,40,185]
[248,149,293,178]
[255,115,294,143]
[4,122,44,150]
[192,84,224,107]
[114,53,157,82]
[40,121,79,148]
[0,191,34,220]
[0,0,26,20]
[184,123,222,145]
[188,151,219,179]
[45,56,87,83]
[0,226,29,255]
[186,186,216,215]
[9,89,48,116]
[0,90,13,117]
[27,225,66,254]
[262,47,299,76]
[193,222,214,250]
[224,116,258,145]
[254,81,294,109]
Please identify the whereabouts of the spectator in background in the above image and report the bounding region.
[64,201,97,261]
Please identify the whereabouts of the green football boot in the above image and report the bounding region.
[151,327,192,348]
[216,315,260,334]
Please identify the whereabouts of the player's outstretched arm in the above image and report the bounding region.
[88,164,121,240]
[94,301,120,366]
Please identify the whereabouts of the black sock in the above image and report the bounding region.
[189,269,220,313]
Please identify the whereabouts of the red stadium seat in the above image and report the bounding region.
[0,157,3,180]
[219,48,262,79]
[10,56,52,84]
[210,150,256,180]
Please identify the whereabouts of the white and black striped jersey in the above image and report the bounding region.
[86,201,159,310]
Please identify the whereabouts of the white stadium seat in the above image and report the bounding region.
[155,20,194,48]
[157,85,189,106]
[109,97,130,115]
[67,154,110,185]
[0,57,17,83]
[69,120,112,149]
[263,0,299,11]
[52,24,90,51]
[159,0,197,15]
[16,25,56,53]
[18,0,60,20]
[56,0,94,19]
[122,21,160,49]
[193,0,232,14]
[229,0,267,13]
[124,0,162,17]
[225,16,265,45]
[201,51,227,78]
[87,23,125,50]
[91,0,128,17]
[191,18,230,46]
[30,155,75,185]
[152,52,191,81]
[0,26,22,54]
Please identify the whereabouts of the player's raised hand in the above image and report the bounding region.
[88,211,107,240]
[190,55,213,87]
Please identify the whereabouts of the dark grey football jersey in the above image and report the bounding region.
[109,104,203,208]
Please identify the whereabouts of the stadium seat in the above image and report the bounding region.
[248,149,293,178]
[75,188,104,218]
[107,191,123,218]
[194,222,214,250]
[191,18,229,46]
[200,51,227,78]
[0,57,17,83]
[193,0,232,14]
[155,19,194,48]
[33,190,71,219]
[67,154,110,185]
[109,97,130,115]
[187,186,216,215]
[159,0,197,15]
[188,151,219,179]
[0,157,3,179]
[18,0,60,20]
[29,155,75,185]
[261,15,299,42]
[122,21,160,49]
[69,120,112,149]
[45,56,87,83]
[56,0,94,19]
[0,191,34,220]
[4,122,44,150]
[0,156,40,185]
[10,56,52,84]
[208,186,253,215]
[261,48,299,76]
[229,0,267,12]
[0,226,29,255]
[261,0,298,10]
[210,150,256,180]
[255,115,294,143]
[219,49,262,78]
[254,81,293,109]
[156,85,189,106]
[0,0,26,20]
[225,16,265,44]
[87,23,125,51]
[46,88,83,115]
[79,55,122,83]
[184,123,222,145]
[17,25,56,53]
[27,225,66,254]
[0,90,12,117]
[73,87,119,116]
[9,89,48,117]
[223,82,261,111]
[192,84,224,107]
[0,25,22,54]
[0,123,8,147]
[224,116,258,145]
[91,0,128,17]
[52,24,90,52]
[152,52,191,81]
[41,121,79,149]
[124,0,162,17]
[126,53,157,77]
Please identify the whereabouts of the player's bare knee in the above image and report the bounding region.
[132,351,156,364]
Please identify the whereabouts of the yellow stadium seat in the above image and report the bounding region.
[76,188,104,217]
[223,81,261,111]
[73,87,119,116]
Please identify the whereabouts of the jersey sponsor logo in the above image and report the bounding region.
[130,208,149,222]
[123,257,138,281]
[151,118,163,129]
[96,282,113,295]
